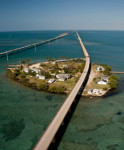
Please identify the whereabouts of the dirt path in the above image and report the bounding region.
[86,65,97,85]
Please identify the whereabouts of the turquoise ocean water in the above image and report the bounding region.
[0,31,124,150]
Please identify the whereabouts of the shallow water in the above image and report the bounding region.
[0,30,124,150]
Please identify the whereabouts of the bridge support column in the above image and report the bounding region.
[6,51,8,61]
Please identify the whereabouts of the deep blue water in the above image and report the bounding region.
[0,30,124,150]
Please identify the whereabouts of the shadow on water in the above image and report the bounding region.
[48,63,91,150]
[2,119,25,142]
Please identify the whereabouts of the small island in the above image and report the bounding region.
[7,58,119,96]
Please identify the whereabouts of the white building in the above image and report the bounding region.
[88,89,100,95]
[36,74,45,80]
[23,68,29,73]
[96,66,105,72]
[29,67,40,74]
[56,74,70,80]
[39,76,45,80]
[88,89,93,94]
[101,76,109,82]
[58,77,66,81]
[62,64,68,68]
[92,89,100,95]
[48,79,56,84]
[97,80,107,85]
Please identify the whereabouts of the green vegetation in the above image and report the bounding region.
[19,65,23,71]
[108,75,119,88]
[8,59,119,96]
[8,58,85,95]
[100,64,111,75]
[40,70,51,79]
[20,58,30,65]
[103,87,108,91]
[28,70,36,76]
[83,64,119,96]
[46,57,56,61]
[48,85,66,94]
[38,83,49,91]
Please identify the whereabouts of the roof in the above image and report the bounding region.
[56,74,70,79]
[48,79,55,82]
[93,89,99,92]
[23,68,29,72]
[96,66,105,71]
[101,76,109,80]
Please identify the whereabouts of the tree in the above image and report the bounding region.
[20,58,30,65]
[48,85,66,94]
[19,65,23,71]
[38,83,49,91]
[108,75,119,89]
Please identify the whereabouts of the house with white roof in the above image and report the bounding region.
[56,74,70,81]
[101,76,109,82]
[48,79,56,84]
[39,76,45,80]
[88,89,100,95]
[62,64,68,68]
[29,67,41,74]
[96,66,105,72]
[92,89,100,95]
[36,73,45,80]
[88,89,93,94]
[97,80,107,85]
[23,68,29,73]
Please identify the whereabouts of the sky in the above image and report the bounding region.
[0,0,124,31]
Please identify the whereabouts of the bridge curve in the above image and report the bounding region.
[34,31,90,150]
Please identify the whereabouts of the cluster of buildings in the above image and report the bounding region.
[96,65,109,85]
[23,66,71,84]
[96,66,105,72]
[87,65,109,96]
[88,89,100,95]
[23,67,46,80]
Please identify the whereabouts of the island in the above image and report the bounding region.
[7,58,119,97]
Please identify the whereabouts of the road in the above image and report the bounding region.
[34,31,90,150]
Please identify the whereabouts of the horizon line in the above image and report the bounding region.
[0,29,124,33]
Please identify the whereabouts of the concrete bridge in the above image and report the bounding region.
[0,32,68,57]
[33,32,90,150]
[111,71,124,74]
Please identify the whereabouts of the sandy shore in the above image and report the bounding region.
[29,63,41,68]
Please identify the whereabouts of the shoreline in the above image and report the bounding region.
[7,59,119,97]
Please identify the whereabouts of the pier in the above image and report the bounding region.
[111,71,124,74]
[33,32,91,150]
[0,32,68,57]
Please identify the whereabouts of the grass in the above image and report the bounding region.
[9,60,117,96]
[14,60,84,94]
[84,64,110,93]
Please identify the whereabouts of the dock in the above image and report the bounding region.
[111,71,124,74]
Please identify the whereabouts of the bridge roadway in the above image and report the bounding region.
[0,32,68,57]
[34,32,90,150]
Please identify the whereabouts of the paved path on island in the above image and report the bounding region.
[0,33,68,57]
[33,31,90,150]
